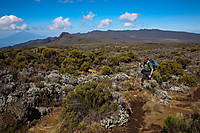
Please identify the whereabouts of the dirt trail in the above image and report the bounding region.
[27,87,199,133]
[28,107,62,133]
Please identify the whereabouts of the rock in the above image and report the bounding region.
[143,80,160,92]
[169,86,184,93]
[0,96,6,113]
[45,71,61,83]
[36,107,52,116]
[1,74,14,84]
[27,83,40,95]
[162,81,173,88]
[172,75,179,80]
[7,99,29,122]
[111,73,131,81]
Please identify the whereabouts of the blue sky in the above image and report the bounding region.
[0,0,200,38]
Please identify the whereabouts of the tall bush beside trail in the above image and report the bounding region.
[158,60,184,81]
[162,113,200,133]
[62,81,113,131]
[152,70,162,83]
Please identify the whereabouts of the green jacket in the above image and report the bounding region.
[142,61,153,72]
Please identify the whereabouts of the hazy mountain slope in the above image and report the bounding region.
[0,31,46,48]
[3,29,200,49]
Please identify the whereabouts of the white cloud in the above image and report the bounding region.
[83,11,96,21]
[46,16,72,30]
[97,19,112,28]
[58,0,73,3]
[35,0,40,2]
[119,12,139,22]
[123,22,136,27]
[0,15,28,30]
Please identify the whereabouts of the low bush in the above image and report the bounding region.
[62,81,113,131]
[162,113,200,133]
[80,62,90,72]
[152,70,162,83]
[176,57,192,69]
[180,75,197,87]
[100,65,113,75]
[158,60,184,81]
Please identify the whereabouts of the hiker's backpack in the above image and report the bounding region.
[148,59,157,71]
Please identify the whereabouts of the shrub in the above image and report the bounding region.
[176,57,192,69]
[107,56,119,66]
[86,52,95,63]
[34,46,48,54]
[162,113,200,133]
[158,60,184,81]
[152,71,162,83]
[69,50,85,59]
[62,81,112,131]
[15,55,26,63]
[117,52,138,63]
[65,65,79,76]
[0,51,5,59]
[100,65,113,75]
[42,48,59,58]
[93,55,107,65]
[80,62,90,72]
[180,75,197,87]
[117,67,123,72]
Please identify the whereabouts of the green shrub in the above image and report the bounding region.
[68,50,85,59]
[0,51,5,59]
[42,48,59,58]
[86,52,95,63]
[162,113,200,133]
[100,65,113,75]
[176,57,192,69]
[0,59,6,69]
[15,55,26,63]
[93,55,107,65]
[65,65,79,76]
[180,75,197,87]
[152,71,162,83]
[117,52,138,63]
[117,67,123,72]
[80,62,90,72]
[62,81,112,131]
[107,56,119,66]
[158,60,184,81]
[34,46,48,54]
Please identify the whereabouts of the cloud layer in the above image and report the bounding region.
[46,16,72,30]
[0,15,28,30]
[123,22,136,27]
[97,19,112,28]
[58,0,73,3]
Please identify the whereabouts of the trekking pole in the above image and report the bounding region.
[133,66,140,88]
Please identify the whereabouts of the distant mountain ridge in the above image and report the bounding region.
[0,31,46,48]
[2,29,200,49]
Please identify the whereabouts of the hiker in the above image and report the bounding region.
[139,57,153,86]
